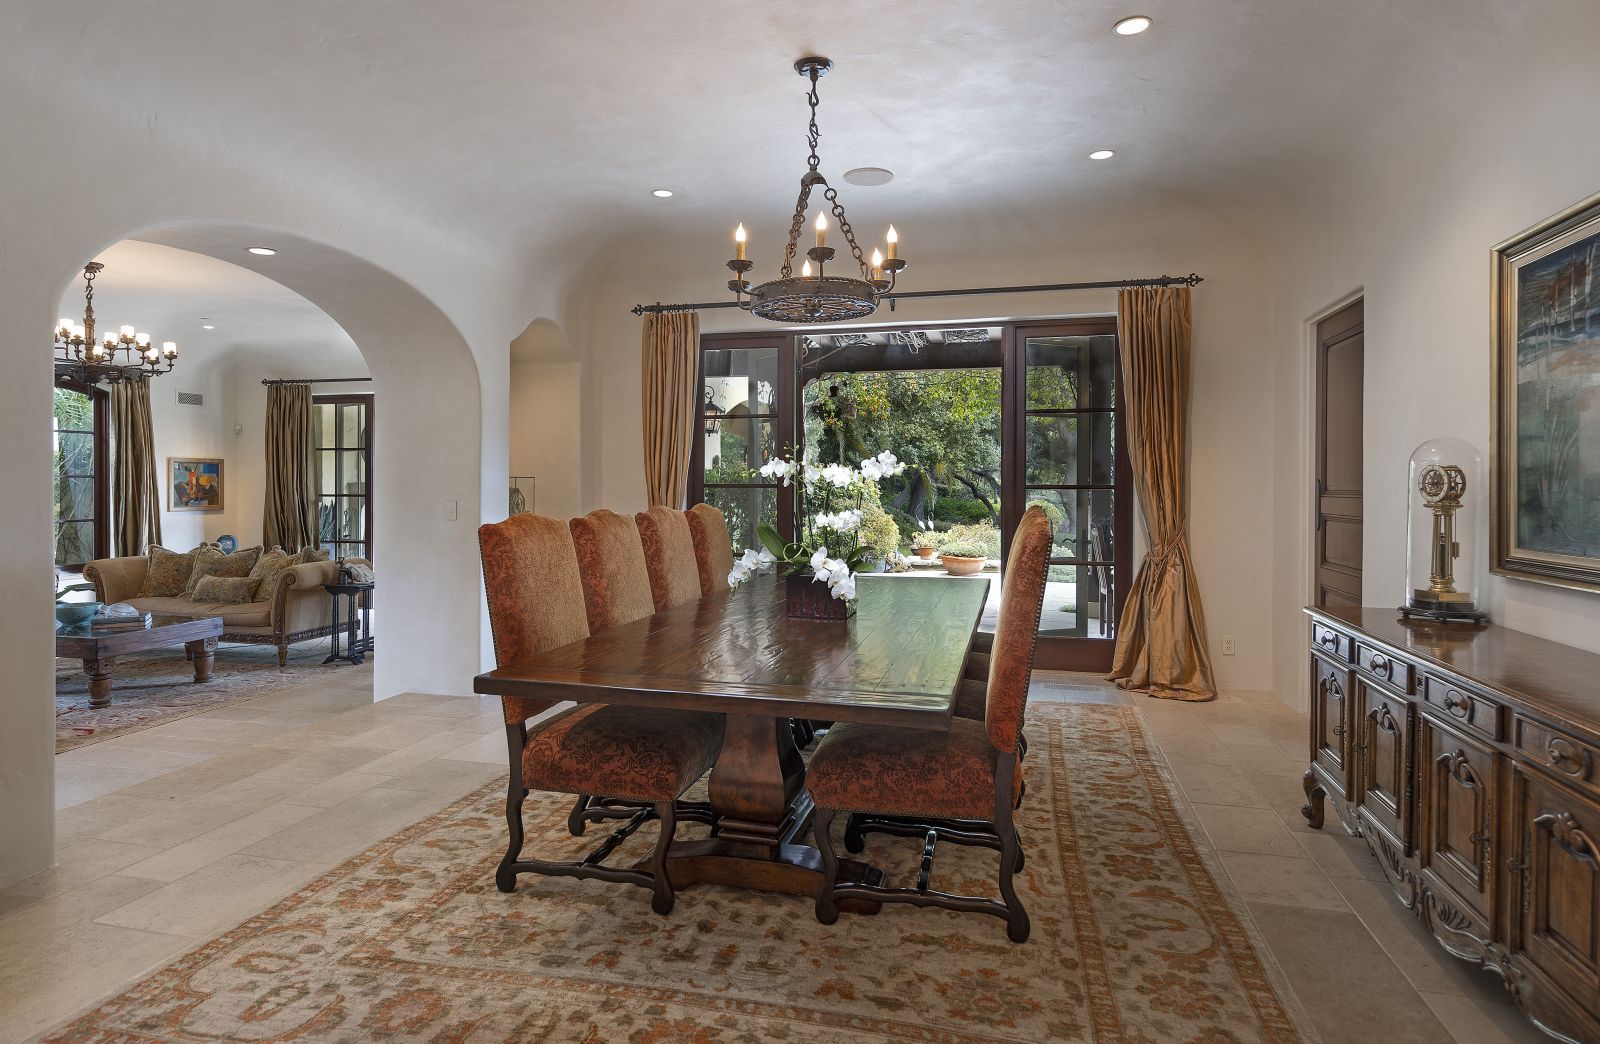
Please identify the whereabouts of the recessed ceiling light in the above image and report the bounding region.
[200,318,216,330]
[843,167,894,187]
[652,189,674,198]
[1089,149,1116,160]
[246,246,277,256]
[1113,15,1152,35]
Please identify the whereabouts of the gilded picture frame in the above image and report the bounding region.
[1491,190,1600,592]
[168,456,224,513]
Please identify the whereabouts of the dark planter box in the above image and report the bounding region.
[785,571,856,620]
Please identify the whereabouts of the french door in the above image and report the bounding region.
[686,319,1131,671]
[313,394,374,560]
[1003,319,1131,671]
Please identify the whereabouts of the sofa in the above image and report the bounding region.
[83,554,340,667]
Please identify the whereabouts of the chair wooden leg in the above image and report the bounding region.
[567,794,591,836]
[813,807,841,925]
[649,800,677,915]
[496,723,528,894]
[843,811,867,854]
[277,642,289,669]
[995,755,1030,943]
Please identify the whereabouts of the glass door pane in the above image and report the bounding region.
[1009,326,1126,669]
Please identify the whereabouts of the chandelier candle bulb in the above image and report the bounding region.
[734,223,746,261]
[886,225,898,260]
[870,248,884,281]
[162,341,178,358]
[815,212,827,248]
[802,259,813,278]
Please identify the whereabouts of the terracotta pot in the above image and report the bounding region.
[915,546,935,560]
[941,555,987,577]
[784,571,856,620]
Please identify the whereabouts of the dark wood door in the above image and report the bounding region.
[1510,765,1600,1009]
[1310,653,1353,801]
[1355,679,1414,852]
[1315,300,1363,609]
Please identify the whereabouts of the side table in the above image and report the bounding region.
[323,581,374,666]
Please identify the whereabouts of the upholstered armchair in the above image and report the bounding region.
[634,506,702,612]
[805,506,1052,942]
[686,503,734,596]
[479,512,725,915]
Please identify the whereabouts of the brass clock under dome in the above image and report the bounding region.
[1400,437,1488,624]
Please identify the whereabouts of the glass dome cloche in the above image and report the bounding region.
[1400,437,1488,624]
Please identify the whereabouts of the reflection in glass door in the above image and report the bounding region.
[1005,321,1130,670]
[313,395,373,560]
[688,333,793,548]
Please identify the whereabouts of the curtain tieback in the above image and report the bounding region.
[1147,532,1187,564]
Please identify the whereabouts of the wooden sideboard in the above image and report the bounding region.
[1303,607,1600,1043]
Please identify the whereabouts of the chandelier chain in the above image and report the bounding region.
[779,180,812,280]
[824,184,870,278]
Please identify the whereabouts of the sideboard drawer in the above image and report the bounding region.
[1356,641,1413,693]
[1421,674,1505,742]
[1312,623,1352,662]
[1515,716,1599,796]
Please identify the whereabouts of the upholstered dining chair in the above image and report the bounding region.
[805,506,1052,942]
[479,512,725,914]
[635,506,703,613]
[568,508,658,632]
[686,502,735,595]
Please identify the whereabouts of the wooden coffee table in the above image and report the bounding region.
[55,614,225,709]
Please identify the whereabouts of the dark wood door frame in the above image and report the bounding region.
[313,393,375,560]
[687,332,795,537]
[53,373,110,571]
[1314,299,1364,609]
[1005,318,1132,671]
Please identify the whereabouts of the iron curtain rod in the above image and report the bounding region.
[629,272,1204,315]
[259,377,373,386]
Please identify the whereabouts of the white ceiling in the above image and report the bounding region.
[10,0,1546,268]
[59,241,365,376]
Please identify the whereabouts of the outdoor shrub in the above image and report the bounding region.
[945,521,1002,560]
[939,537,990,559]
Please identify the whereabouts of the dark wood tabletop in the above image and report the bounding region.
[474,573,989,729]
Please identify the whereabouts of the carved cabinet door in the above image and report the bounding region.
[1356,679,1413,852]
[1510,765,1600,1011]
[1310,653,1353,801]
[1418,714,1498,931]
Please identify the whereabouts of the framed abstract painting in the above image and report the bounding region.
[1492,191,1600,592]
[168,457,224,513]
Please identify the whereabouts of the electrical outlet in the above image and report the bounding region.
[1221,634,1236,656]
[443,499,457,521]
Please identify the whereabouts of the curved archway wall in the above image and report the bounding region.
[0,82,545,885]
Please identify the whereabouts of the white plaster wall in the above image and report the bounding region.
[148,363,238,549]
[571,198,1279,696]
[510,360,584,521]
[1266,9,1600,709]
[1,70,535,887]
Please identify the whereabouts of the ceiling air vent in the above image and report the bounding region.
[176,390,205,408]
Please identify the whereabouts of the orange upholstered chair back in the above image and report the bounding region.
[568,508,658,633]
[984,506,1052,754]
[686,503,735,595]
[478,513,592,724]
[635,506,703,612]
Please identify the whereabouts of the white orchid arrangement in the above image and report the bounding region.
[739,450,908,602]
[726,546,777,588]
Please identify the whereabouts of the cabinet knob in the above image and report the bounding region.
[1443,691,1470,718]
[1319,632,1339,648]
[1368,652,1389,674]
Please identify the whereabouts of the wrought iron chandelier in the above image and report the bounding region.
[726,57,906,323]
[53,262,178,385]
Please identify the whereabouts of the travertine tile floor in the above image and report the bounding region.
[1,666,1545,1042]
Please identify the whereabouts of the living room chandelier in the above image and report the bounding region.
[53,262,178,385]
[725,57,906,323]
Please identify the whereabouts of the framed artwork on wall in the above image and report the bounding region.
[1492,190,1600,592]
[168,456,224,513]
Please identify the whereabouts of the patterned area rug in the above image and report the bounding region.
[55,643,331,753]
[42,704,1308,1042]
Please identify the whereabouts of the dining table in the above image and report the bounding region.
[473,571,990,906]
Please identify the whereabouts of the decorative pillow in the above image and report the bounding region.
[248,548,295,599]
[297,546,331,564]
[139,545,204,597]
[183,545,262,599]
[193,575,257,604]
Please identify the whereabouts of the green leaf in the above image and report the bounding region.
[756,524,791,562]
